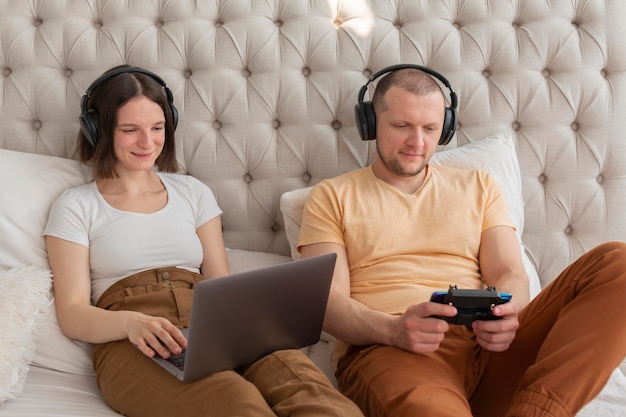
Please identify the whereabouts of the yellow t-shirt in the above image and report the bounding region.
[297,164,515,364]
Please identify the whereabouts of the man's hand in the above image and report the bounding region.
[471,302,519,352]
[391,302,457,353]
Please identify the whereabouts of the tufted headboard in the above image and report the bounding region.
[1,1,625,287]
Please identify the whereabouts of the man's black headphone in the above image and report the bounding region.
[79,66,178,148]
[354,64,458,145]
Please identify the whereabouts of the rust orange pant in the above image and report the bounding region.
[336,241,626,417]
[93,267,363,417]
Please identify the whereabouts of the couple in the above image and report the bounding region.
[45,64,626,417]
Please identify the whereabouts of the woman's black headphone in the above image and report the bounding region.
[354,64,458,145]
[79,66,178,148]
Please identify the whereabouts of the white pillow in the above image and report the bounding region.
[0,149,92,269]
[0,266,52,403]
[0,149,95,376]
[30,304,96,377]
[280,131,542,298]
[281,186,314,260]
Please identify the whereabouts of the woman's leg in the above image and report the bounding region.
[93,340,276,417]
[243,349,364,417]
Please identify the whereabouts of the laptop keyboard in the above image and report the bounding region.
[168,352,186,371]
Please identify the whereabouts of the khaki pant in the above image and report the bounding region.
[93,267,363,417]
[336,241,626,417]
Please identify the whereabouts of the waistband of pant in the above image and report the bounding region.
[96,267,203,310]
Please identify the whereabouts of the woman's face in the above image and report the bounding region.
[112,95,165,175]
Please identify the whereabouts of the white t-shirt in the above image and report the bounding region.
[44,173,222,303]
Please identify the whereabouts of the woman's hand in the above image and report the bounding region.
[126,312,188,358]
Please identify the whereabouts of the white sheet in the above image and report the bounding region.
[578,369,626,417]
[0,365,623,416]
[0,366,117,416]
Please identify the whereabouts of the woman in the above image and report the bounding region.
[44,65,363,417]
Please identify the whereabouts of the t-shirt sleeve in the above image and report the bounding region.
[481,171,516,233]
[43,187,90,248]
[297,181,346,251]
[188,175,223,228]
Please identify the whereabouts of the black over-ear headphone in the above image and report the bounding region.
[354,64,458,145]
[79,66,178,148]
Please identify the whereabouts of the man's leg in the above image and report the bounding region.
[471,241,626,417]
[336,326,477,417]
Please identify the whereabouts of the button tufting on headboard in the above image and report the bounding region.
[0,0,624,287]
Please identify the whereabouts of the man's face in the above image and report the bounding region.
[374,86,445,180]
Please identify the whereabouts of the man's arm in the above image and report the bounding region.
[301,242,457,354]
[478,225,529,312]
[472,225,529,351]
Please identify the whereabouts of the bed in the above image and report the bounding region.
[0,0,624,415]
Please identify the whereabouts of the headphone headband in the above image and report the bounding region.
[79,66,178,148]
[354,64,458,144]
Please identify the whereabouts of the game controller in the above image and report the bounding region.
[429,285,512,325]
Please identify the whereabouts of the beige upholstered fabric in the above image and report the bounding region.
[1,1,625,286]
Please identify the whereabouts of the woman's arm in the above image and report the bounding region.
[196,215,230,280]
[46,235,187,358]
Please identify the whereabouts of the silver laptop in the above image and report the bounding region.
[152,253,336,382]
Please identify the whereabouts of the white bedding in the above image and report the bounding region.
[0,367,117,417]
[578,370,626,416]
[1,365,624,416]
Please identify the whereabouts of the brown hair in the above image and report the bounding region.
[371,68,443,114]
[78,65,178,179]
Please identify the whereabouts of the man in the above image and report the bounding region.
[298,67,626,417]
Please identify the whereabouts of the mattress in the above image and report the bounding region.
[0,366,118,417]
[1,365,624,416]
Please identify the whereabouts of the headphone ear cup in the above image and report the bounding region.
[363,101,377,141]
[438,106,458,146]
[170,103,179,130]
[354,102,368,141]
[79,108,99,148]
[163,87,178,130]
[354,100,377,141]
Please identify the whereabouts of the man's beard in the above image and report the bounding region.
[376,142,427,177]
